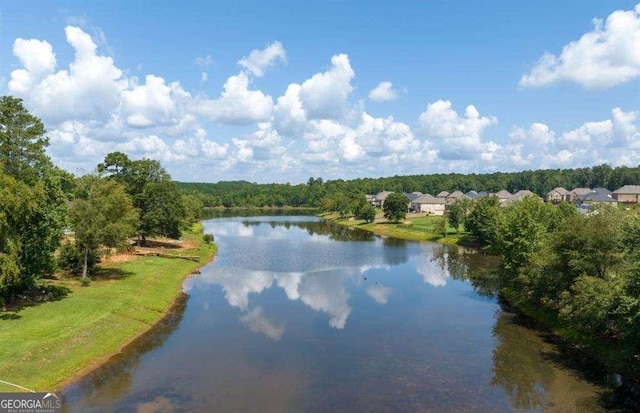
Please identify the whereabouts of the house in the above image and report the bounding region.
[492,190,513,204]
[436,191,450,198]
[546,187,570,203]
[465,190,488,199]
[612,185,640,205]
[410,194,447,215]
[372,191,393,207]
[575,188,617,210]
[512,189,537,199]
[444,190,469,210]
[503,190,539,206]
[447,190,466,200]
[404,192,423,202]
[569,188,592,201]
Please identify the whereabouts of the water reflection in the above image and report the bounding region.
[187,217,409,331]
[185,267,354,330]
[431,243,501,298]
[241,306,285,341]
[365,284,393,304]
[491,312,605,412]
[491,312,554,410]
[61,216,608,412]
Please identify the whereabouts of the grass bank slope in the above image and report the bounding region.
[0,223,216,392]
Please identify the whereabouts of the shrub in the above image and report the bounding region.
[57,241,99,276]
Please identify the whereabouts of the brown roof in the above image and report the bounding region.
[436,191,450,197]
[613,185,640,195]
[375,191,393,200]
[513,190,536,199]
[570,187,592,196]
[547,187,569,196]
[493,190,512,199]
[447,190,466,198]
[412,194,446,205]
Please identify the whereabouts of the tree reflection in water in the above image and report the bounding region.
[491,312,554,410]
[431,243,501,298]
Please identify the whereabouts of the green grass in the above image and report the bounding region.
[0,223,216,392]
[330,213,473,244]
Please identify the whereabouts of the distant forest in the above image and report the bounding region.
[177,164,640,208]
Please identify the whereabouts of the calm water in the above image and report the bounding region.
[62,216,608,412]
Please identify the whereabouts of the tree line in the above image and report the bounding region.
[0,96,202,302]
[463,196,640,379]
[178,165,640,209]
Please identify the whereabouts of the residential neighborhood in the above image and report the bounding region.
[368,185,640,216]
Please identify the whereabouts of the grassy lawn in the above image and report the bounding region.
[327,213,473,244]
[0,223,216,393]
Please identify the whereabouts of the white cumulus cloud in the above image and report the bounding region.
[193,72,273,125]
[520,4,640,89]
[418,100,497,160]
[368,81,398,102]
[298,53,355,120]
[238,41,286,77]
[122,74,191,128]
[9,25,126,124]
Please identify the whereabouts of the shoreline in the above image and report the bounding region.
[0,223,217,394]
[328,212,640,407]
[322,212,475,245]
[56,249,215,393]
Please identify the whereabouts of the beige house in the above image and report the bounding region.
[569,188,592,201]
[612,185,640,205]
[372,191,393,207]
[546,187,570,203]
[512,189,537,199]
[411,194,447,215]
[503,190,540,206]
[447,190,466,200]
[492,190,513,204]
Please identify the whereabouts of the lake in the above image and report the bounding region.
[62,215,608,412]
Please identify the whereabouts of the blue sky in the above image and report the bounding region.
[1,1,638,183]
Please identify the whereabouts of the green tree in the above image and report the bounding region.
[464,196,502,245]
[0,96,49,182]
[435,216,447,237]
[497,197,554,273]
[0,170,36,298]
[319,196,335,213]
[359,204,377,223]
[181,193,204,227]
[448,198,473,233]
[383,193,409,223]
[97,151,132,177]
[98,152,185,242]
[139,181,185,240]
[333,192,351,219]
[0,96,66,299]
[69,176,139,281]
[349,193,369,217]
